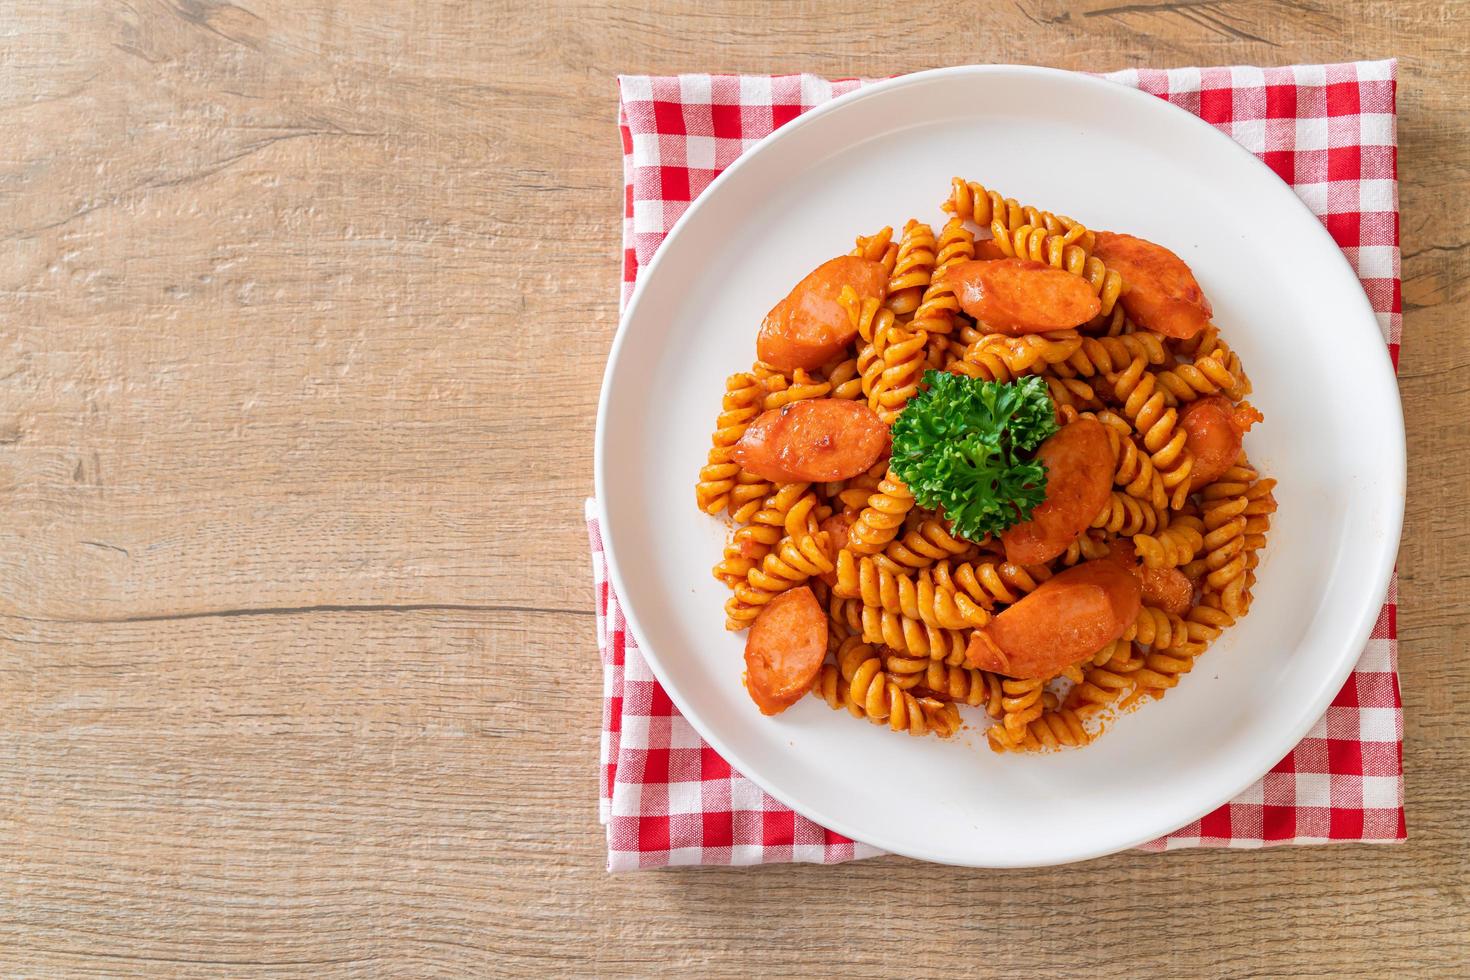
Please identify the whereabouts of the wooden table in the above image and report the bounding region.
[4,2,1466,975]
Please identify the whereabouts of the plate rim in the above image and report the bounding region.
[594,63,1405,867]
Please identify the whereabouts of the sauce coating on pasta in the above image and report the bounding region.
[698,179,1275,750]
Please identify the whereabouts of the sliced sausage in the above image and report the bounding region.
[943,258,1102,334]
[1091,231,1212,339]
[1180,396,1263,490]
[965,559,1141,679]
[744,586,828,715]
[1139,566,1193,616]
[757,255,888,371]
[1106,538,1138,568]
[1100,538,1192,615]
[1001,418,1115,564]
[732,398,890,483]
[972,237,1008,261]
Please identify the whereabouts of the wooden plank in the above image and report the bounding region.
[1,0,1467,975]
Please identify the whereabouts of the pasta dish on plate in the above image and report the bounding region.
[694,178,1276,753]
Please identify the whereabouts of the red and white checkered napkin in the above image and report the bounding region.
[591,61,1404,870]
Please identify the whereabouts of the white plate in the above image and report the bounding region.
[595,65,1404,867]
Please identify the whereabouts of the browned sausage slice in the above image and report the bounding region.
[1001,418,1115,564]
[1091,232,1212,339]
[972,238,1008,261]
[757,256,888,371]
[732,399,890,483]
[965,559,1141,678]
[1180,396,1263,490]
[943,258,1102,334]
[744,586,828,715]
[1139,566,1193,616]
[1106,539,1193,615]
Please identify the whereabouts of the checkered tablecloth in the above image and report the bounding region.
[591,61,1403,870]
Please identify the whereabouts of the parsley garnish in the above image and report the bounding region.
[889,372,1059,542]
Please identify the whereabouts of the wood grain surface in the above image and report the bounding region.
[2,2,1467,976]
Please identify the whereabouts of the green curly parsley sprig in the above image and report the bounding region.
[888,372,1059,542]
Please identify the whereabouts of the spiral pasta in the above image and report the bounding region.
[1096,305,1135,337]
[840,286,922,420]
[943,178,1092,249]
[952,331,1083,383]
[712,530,767,589]
[1110,358,1196,509]
[1042,374,1103,412]
[821,466,877,517]
[828,594,865,639]
[998,676,1046,737]
[987,667,1096,752]
[859,602,970,663]
[1174,325,1251,401]
[886,219,937,316]
[1153,348,1241,404]
[989,700,1093,752]
[820,354,865,401]
[1194,493,1250,595]
[760,367,831,411]
[1132,515,1205,569]
[695,370,778,516]
[1195,466,1276,617]
[1088,410,1168,511]
[725,532,831,629]
[1066,640,1144,716]
[1059,530,1112,567]
[996,221,1091,271]
[1129,645,1205,700]
[848,469,915,555]
[826,458,889,516]
[725,472,771,525]
[1092,491,1169,536]
[879,650,928,690]
[698,178,1274,754]
[1058,332,1171,379]
[909,217,975,346]
[883,651,1000,711]
[834,551,990,629]
[724,491,830,629]
[1126,605,1191,650]
[711,482,810,587]
[872,321,929,422]
[881,517,974,570]
[1242,479,1277,554]
[842,250,934,422]
[934,556,1051,610]
[813,637,961,737]
[851,225,897,275]
[1184,594,1237,645]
